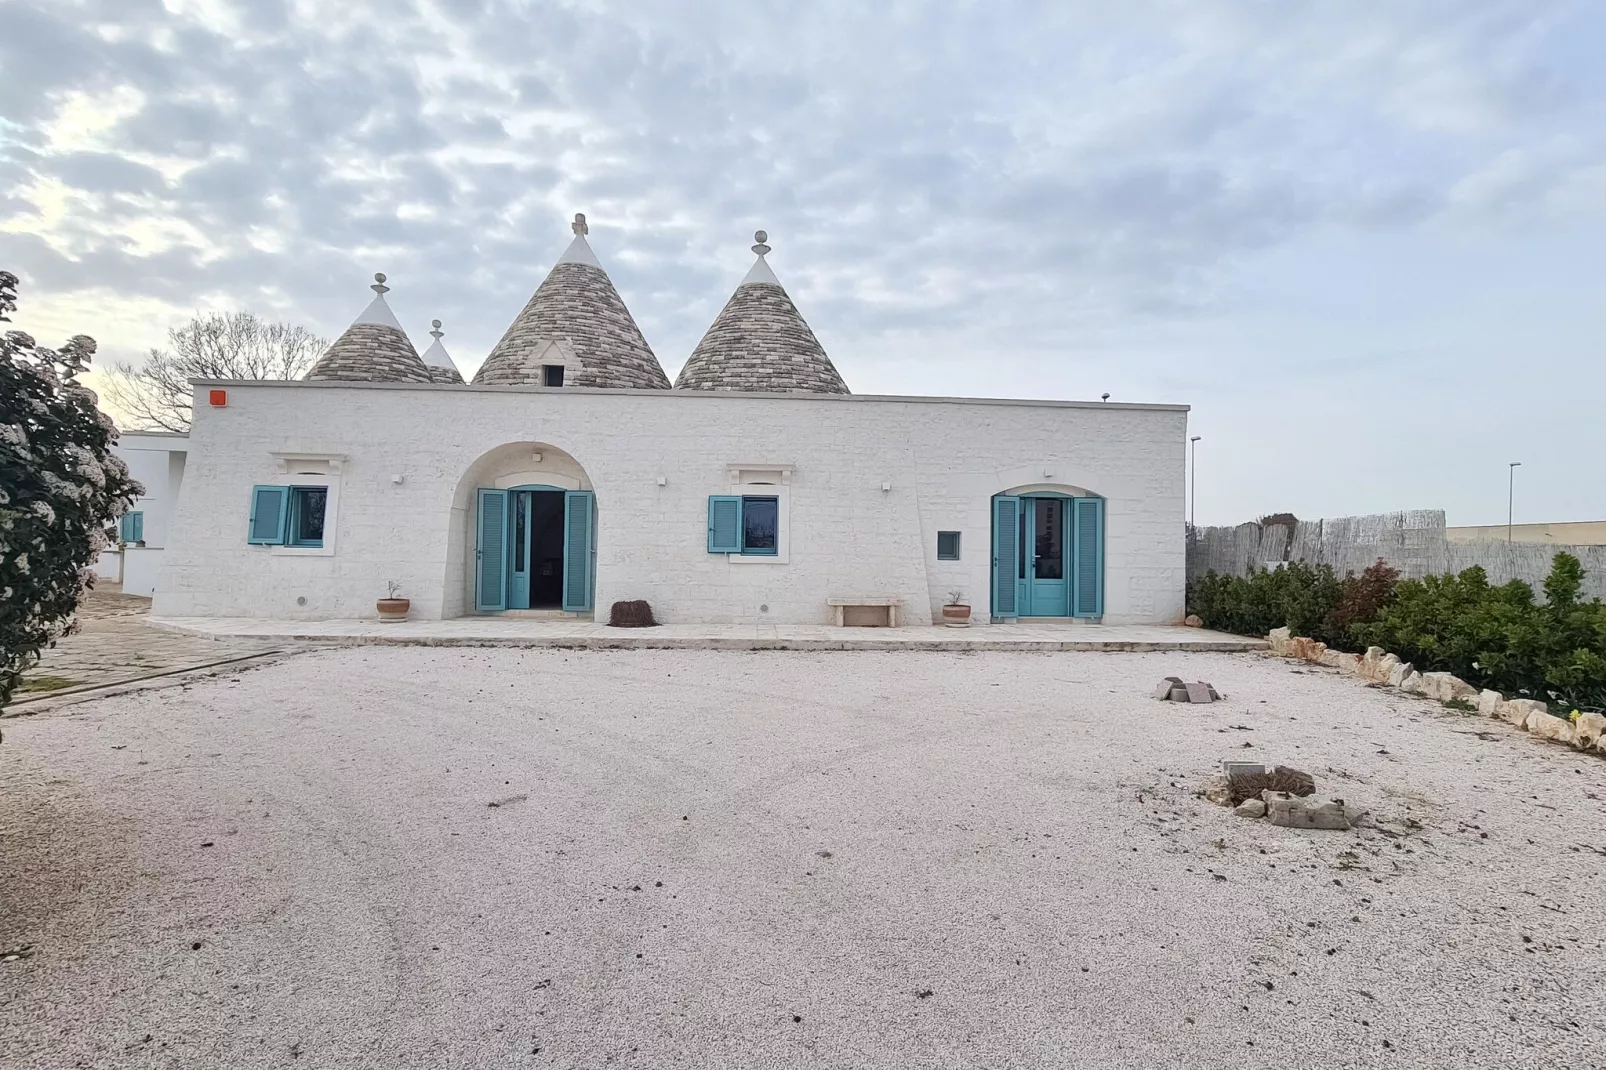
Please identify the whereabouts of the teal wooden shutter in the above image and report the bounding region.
[707,495,742,553]
[1072,497,1104,618]
[475,488,509,611]
[991,495,1021,617]
[247,486,289,544]
[563,490,595,612]
[120,511,143,543]
[131,511,144,543]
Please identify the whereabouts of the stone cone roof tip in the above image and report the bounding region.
[473,213,670,389]
[305,273,434,384]
[675,231,849,395]
[421,319,464,384]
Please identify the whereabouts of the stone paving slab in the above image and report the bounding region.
[13,587,284,707]
[148,615,1268,653]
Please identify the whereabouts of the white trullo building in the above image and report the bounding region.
[154,215,1188,626]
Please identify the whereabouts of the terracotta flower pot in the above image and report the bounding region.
[941,604,972,626]
[377,597,410,623]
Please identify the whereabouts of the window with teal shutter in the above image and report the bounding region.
[936,531,960,560]
[120,511,144,544]
[562,490,594,612]
[475,488,509,611]
[286,487,327,547]
[991,496,1021,617]
[707,496,742,553]
[1071,497,1104,618]
[247,485,290,544]
[740,496,778,555]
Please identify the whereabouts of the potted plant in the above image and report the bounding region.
[941,589,971,626]
[377,580,410,623]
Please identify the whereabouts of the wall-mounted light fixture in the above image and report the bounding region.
[531,451,543,463]
[881,481,891,493]
[656,476,667,487]
[391,474,405,485]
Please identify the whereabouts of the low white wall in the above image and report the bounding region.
[92,549,122,581]
[156,382,1188,625]
[122,546,165,597]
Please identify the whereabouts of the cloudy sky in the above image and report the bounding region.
[3,0,1603,525]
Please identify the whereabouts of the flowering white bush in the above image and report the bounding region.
[1,270,141,712]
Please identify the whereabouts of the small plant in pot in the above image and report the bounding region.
[377,580,410,623]
[942,589,971,626]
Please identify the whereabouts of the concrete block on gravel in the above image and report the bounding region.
[1234,798,1267,818]
[1264,792,1363,830]
[1477,689,1504,717]
[1198,775,1234,807]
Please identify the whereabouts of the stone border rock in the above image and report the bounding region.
[1267,628,1604,756]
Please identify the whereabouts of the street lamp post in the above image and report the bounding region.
[1190,435,1202,530]
[1508,462,1521,544]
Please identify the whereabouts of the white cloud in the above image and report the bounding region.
[1,0,1602,523]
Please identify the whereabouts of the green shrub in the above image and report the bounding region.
[1,271,141,710]
[1187,560,1345,644]
[1354,554,1606,710]
[1191,552,1606,711]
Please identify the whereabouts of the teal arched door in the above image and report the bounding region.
[475,486,594,613]
[991,494,1103,619]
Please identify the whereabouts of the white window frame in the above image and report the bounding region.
[726,465,791,565]
[264,455,343,557]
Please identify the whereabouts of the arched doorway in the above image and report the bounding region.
[991,486,1104,619]
[446,443,596,617]
[475,485,592,611]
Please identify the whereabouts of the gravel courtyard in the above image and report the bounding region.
[2,648,1602,1069]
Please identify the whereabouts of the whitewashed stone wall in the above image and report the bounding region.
[1190,509,1606,601]
[155,382,1188,625]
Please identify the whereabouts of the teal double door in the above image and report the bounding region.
[475,486,594,612]
[991,494,1103,619]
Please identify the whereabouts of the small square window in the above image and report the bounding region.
[741,496,778,555]
[288,486,327,547]
[937,531,961,560]
[542,364,564,387]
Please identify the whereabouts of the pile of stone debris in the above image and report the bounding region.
[1153,677,1222,703]
[1199,761,1365,830]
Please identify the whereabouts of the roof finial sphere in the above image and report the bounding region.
[371,272,390,294]
[430,319,444,339]
[751,229,771,256]
[432,318,442,329]
[572,212,588,236]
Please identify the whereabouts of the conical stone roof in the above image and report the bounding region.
[675,232,849,395]
[474,214,669,389]
[305,274,433,384]
[421,319,464,384]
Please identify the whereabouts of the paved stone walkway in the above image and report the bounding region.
[13,584,282,706]
[150,614,1266,652]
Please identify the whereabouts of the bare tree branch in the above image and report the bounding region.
[103,311,329,432]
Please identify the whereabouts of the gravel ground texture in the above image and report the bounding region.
[2,648,1603,1070]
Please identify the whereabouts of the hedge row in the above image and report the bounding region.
[1187,553,1606,712]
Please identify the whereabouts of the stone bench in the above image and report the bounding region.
[827,597,903,628]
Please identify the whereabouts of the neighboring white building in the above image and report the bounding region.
[94,431,188,596]
[1447,521,1606,546]
[154,217,1189,626]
